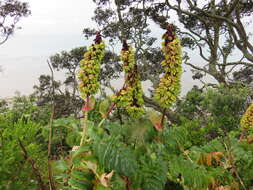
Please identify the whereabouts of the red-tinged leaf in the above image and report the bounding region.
[148,110,163,131]
[206,154,212,166]
[198,152,224,166]
[82,96,96,111]
[211,152,224,163]
[154,122,163,131]
[246,134,253,143]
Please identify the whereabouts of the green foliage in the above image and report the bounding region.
[177,86,204,120]
[0,119,47,190]
[2,85,253,190]
[99,98,110,118]
[42,117,82,156]
[2,94,51,125]
[168,157,212,189]
[2,5,253,188]
[139,157,167,190]
[53,144,96,190]
[48,86,253,189]
[94,136,138,177]
[177,86,250,143]
[159,126,192,154]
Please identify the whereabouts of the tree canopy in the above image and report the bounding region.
[86,0,253,86]
[0,0,30,45]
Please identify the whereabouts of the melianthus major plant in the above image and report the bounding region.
[53,25,185,190]
[112,40,144,117]
[52,25,253,190]
[3,26,253,189]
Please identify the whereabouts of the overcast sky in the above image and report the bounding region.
[0,0,211,98]
[0,0,98,97]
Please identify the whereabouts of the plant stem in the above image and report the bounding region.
[80,97,89,146]
[80,110,88,146]
[161,108,166,127]
[97,85,123,128]
[224,141,247,190]
[98,118,106,128]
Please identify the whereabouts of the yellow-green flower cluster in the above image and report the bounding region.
[78,33,105,99]
[121,45,135,73]
[240,102,253,129]
[112,40,144,117]
[154,25,182,108]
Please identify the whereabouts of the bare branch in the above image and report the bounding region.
[180,31,209,62]
[47,60,56,190]
[185,61,210,74]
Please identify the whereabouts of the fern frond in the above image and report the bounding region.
[140,159,167,190]
[94,137,138,178]
[168,156,213,189]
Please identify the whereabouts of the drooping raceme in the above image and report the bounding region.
[78,32,105,99]
[112,40,144,117]
[155,25,183,108]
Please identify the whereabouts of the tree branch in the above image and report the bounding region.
[18,139,47,190]
[143,95,179,124]
[180,31,209,62]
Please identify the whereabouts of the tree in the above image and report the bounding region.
[233,66,253,85]
[147,0,253,84]
[84,0,163,87]
[50,47,86,99]
[84,0,179,122]
[33,74,83,119]
[33,47,122,118]
[0,0,30,45]
[88,0,253,86]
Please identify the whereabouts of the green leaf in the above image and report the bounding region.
[68,178,93,190]
[94,137,138,178]
[71,170,95,181]
[99,99,110,118]
[54,173,69,181]
[94,184,112,190]
[54,160,69,172]
[71,145,91,161]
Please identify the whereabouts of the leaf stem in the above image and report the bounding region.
[161,108,166,128]
[98,118,106,128]
[224,139,247,190]
[97,83,125,127]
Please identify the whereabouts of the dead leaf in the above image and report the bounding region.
[100,170,114,187]
[71,146,80,152]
